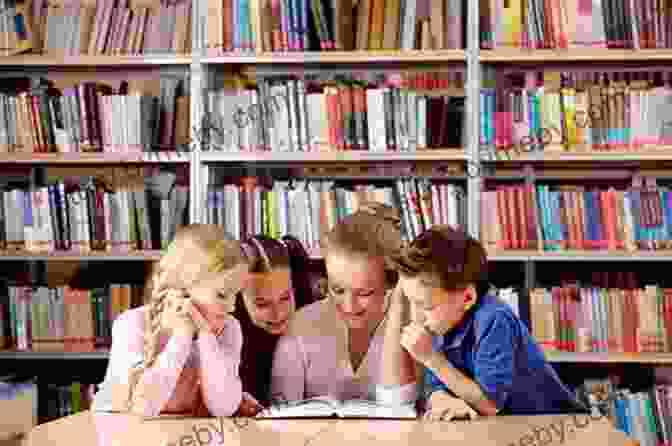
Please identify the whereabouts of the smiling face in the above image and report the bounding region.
[242,269,295,335]
[325,252,388,330]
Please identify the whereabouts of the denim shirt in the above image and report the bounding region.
[425,294,584,415]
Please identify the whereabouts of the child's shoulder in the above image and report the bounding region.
[473,294,522,335]
[113,305,147,332]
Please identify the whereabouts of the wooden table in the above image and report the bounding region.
[24,411,638,446]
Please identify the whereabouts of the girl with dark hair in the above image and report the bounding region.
[234,234,320,411]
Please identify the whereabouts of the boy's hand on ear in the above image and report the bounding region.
[425,392,479,422]
[400,323,445,369]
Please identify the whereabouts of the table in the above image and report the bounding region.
[24,411,637,446]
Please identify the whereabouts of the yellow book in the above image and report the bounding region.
[509,0,522,47]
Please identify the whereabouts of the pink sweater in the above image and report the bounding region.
[271,299,417,405]
[93,306,243,417]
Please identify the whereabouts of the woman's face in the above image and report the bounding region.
[325,252,388,330]
[242,269,295,335]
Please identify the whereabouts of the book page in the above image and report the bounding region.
[339,399,418,419]
[256,397,340,418]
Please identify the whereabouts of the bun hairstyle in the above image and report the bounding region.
[126,224,246,415]
[239,234,316,307]
[320,201,405,290]
[390,225,489,295]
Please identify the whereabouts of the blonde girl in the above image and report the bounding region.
[92,224,249,417]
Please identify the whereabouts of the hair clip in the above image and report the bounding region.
[250,237,272,267]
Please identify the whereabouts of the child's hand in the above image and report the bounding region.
[425,392,479,422]
[237,392,264,417]
[401,323,442,368]
[189,301,215,334]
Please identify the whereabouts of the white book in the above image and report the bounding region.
[257,396,417,419]
[366,88,386,152]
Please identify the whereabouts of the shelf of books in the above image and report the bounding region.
[203,51,467,65]
[477,1,672,438]
[479,49,672,63]
[0,55,193,67]
[199,150,468,163]
[0,153,190,164]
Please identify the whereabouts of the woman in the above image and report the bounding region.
[235,234,320,409]
[270,203,418,406]
[92,224,249,417]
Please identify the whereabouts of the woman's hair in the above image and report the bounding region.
[320,201,404,288]
[126,224,247,414]
[239,234,315,307]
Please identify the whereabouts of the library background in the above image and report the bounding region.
[0,0,671,444]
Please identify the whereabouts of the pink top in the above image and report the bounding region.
[270,298,417,405]
[92,306,243,417]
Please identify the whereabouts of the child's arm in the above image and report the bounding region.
[197,317,244,416]
[378,285,418,405]
[424,362,499,416]
[94,309,193,416]
[425,311,521,416]
[270,335,307,403]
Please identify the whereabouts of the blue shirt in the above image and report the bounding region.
[426,293,584,415]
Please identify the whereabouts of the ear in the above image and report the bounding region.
[463,286,477,310]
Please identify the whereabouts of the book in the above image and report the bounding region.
[255,396,418,419]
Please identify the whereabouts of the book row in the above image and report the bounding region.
[34,0,191,55]
[39,382,95,424]
[0,284,143,351]
[480,183,672,252]
[480,76,672,155]
[0,78,189,154]
[208,78,465,153]
[207,0,465,53]
[0,0,32,56]
[0,167,188,253]
[204,176,466,249]
[578,376,672,446]
[481,0,672,49]
[530,283,671,354]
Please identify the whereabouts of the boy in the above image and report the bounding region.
[392,226,584,421]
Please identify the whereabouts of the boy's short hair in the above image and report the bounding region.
[390,225,488,291]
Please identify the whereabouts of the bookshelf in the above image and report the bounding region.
[3,0,672,439]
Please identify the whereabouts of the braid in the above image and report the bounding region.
[126,266,186,414]
[121,224,246,415]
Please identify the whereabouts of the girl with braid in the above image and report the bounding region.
[92,224,250,417]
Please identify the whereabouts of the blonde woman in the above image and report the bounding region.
[270,203,418,407]
[92,224,249,417]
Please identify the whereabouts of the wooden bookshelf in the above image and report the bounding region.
[0,350,109,360]
[199,149,467,163]
[0,54,192,66]
[0,251,161,261]
[484,151,672,163]
[488,250,672,262]
[203,50,467,64]
[0,152,190,164]
[546,352,672,364]
[480,48,672,63]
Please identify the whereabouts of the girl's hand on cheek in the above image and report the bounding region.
[161,294,197,338]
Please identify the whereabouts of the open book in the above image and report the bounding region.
[256,396,418,419]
